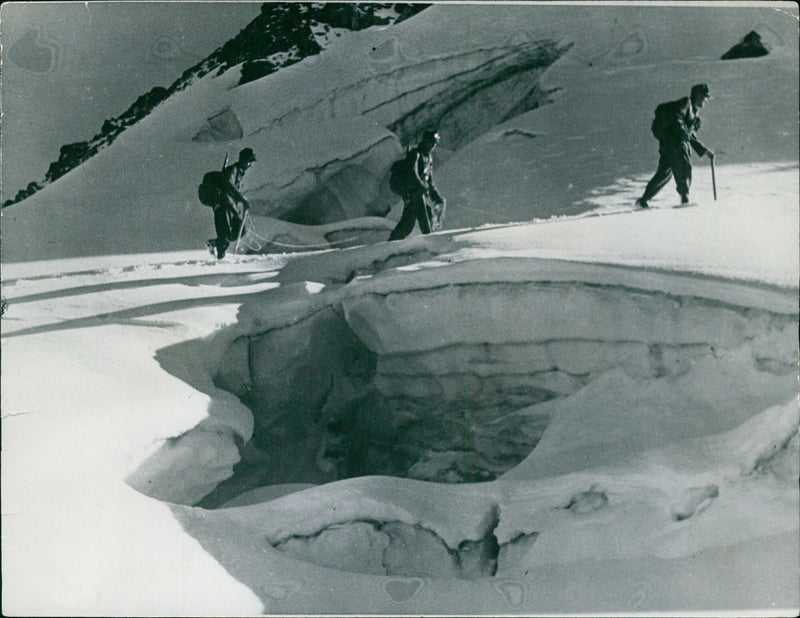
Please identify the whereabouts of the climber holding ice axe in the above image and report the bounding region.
[636,83,716,208]
[710,152,717,201]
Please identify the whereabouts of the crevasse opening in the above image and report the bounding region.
[123,261,797,582]
[174,278,797,509]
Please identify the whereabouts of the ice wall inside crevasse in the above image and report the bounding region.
[127,256,797,510]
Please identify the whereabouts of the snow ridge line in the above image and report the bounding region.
[248,39,567,141]
[208,261,798,338]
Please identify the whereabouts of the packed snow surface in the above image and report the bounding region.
[2,3,798,616]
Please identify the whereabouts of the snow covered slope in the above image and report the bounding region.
[1,3,798,616]
[2,4,796,261]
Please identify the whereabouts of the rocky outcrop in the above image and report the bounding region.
[233,3,429,86]
[722,30,770,60]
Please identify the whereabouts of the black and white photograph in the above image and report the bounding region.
[1,1,798,615]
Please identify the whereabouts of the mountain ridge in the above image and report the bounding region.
[3,2,427,207]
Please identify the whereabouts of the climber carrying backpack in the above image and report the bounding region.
[636,84,715,208]
[198,147,256,259]
[388,129,446,241]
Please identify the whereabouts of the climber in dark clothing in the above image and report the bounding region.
[637,83,715,208]
[388,129,446,241]
[209,148,256,259]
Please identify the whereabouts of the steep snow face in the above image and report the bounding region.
[127,252,797,507]
[438,17,798,228]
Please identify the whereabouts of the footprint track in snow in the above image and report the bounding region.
[671,484,719,522]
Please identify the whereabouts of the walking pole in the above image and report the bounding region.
[710,156,717,201]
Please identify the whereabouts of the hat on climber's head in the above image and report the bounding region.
[691,83,711,100]
[421,129,441,145]
[238,147,257,163]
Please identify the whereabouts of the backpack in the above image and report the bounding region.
[388,148,416,196]
[650,101,673,140]
[198,170,225,207]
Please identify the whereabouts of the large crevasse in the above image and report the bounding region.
[128,257,798,509]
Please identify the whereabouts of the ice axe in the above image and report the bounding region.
[710,155,717,201]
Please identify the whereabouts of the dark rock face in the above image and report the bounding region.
[45,142,91,183]
[37,87,172,187]
[234,3,428,87]
[721,31,770,60]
